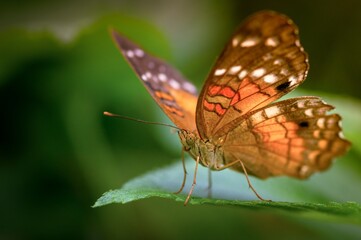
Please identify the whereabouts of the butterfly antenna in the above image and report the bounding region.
[103,111,182,131]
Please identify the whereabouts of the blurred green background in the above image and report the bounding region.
[1,0,361,239]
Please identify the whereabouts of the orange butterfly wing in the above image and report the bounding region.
[196,11,309,139]
[111,30,198,132]
[195,11,350,178]
[214,97,350,179]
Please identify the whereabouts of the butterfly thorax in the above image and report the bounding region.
[178,130,225,170]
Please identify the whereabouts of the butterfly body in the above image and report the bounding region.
[178,130,225,170]
[110,11,350,202]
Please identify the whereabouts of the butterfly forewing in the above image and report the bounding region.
[218,97,350,179]
[196,11,309,139]
[111,30,198,132]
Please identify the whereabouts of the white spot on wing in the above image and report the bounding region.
[265,37,280,47]
[305,109,313,117]
[274,59,283,65]
[158,73,167,82]
[126,50,134,58]
[289,75,298,85]
[240,37,260,47]
[250,111,266,125]
[169,79,180,89]
[265,106,281,118]
[263,74,277,83]
[297,100,305,108]
[338,131,345,139]
[145,72,152,79]
[141,74,148,81]
[251,68,266,78]
[183,82,197,93]
[134,49,144,57]
[229,65,242,74]
[238,70,248,79]
[214,68,226,76]
[317,118,325,128]
[299,166,311,177]
[232,37,240,47]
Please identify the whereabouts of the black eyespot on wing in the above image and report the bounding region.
[298,121,309,128]
[276,81,291,91]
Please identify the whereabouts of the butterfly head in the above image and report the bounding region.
[178,130,198,152]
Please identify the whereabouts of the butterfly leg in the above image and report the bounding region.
[184,155,200,206]
[207,168,212,198]
[236,160,269,201]
[174,148,187,194]
[214,160,270,201]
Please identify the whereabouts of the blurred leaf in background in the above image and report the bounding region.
[1,0,361,239]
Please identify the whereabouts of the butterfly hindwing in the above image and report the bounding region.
[196,11,309,139]
[111,30,198,132]
[217,97,350,179]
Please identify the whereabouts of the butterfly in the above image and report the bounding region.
[109,11,351,204]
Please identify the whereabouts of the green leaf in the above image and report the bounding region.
[94,159,361,223]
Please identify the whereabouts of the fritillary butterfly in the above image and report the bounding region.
[109,11,350,204]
